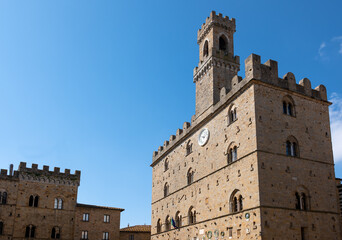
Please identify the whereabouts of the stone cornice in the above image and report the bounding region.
[193,56,240,83]
[19,172,80,186]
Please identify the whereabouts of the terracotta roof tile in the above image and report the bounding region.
[120,225,151,233]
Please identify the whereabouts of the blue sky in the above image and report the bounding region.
[0,0,341,227]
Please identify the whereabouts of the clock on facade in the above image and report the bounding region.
[198,128,210,146]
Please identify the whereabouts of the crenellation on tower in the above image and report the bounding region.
[183,121,191,130]
[153,52,330,163]
[244,53,328,102]
[0,168,19,179]
[194,11,240,117]
[152,12,340,240]
[197,11,236,45]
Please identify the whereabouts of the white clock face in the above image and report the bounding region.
[198,128,210,146]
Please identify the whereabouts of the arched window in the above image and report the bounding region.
[227,105,237,124]
[54,198,63,209]
[227,144,238,164]
[29,195,39,207]
[282,96,295,117]
[188,207,196,225]
[164,183,169,198]
[295,187,310,211]
[219,36,227,51]
[286,136,299,157]
[230,190,243,213]
[0,222,3,235]
[186,141,193,156]
[187,168,194,185]
[25,225,36,238]
[175,211,182,228]
[0,191,7,205]
[156,219,161,233]
[164,159,169,172]
[51,227,60,239]
[165,215,171,231]
[203,40,209,57]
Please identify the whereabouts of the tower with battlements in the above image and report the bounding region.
[150,11,341,240]
[194,12,240,116]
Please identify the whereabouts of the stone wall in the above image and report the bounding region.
[74,204,122,240]
[120,231,150,240]
[151,11,341,240]
[151,85,261,239]
[0,163,124,240]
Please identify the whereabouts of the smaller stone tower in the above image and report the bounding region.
[193,11,240,117]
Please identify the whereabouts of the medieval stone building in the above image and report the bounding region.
[120,225,151,240]
[0,162,124,240]
[151,11,341,240]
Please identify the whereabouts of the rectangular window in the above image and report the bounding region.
[82,213,89,222]
[129,234,134,240]
[104,215,110,223]
[103,232,109,240]
[81,231,88,240]
[228,227,233,239]
[0,222,3,235]
[237,229,241,237]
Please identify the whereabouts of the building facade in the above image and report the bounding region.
[120,225,151,240]
[151,11,341,240]
[0,162,124,240]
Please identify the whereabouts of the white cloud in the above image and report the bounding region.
[316,37,342,60]
[330,93,342,162]
[318,42,326,57]
[332,36,342,55]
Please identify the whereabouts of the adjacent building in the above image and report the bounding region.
[120,225,151,240]
[151,11,341,240]
[0,162,124,240]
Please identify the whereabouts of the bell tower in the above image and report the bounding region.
[193,11,240,117]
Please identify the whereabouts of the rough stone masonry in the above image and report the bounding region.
[151,11,341,240]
